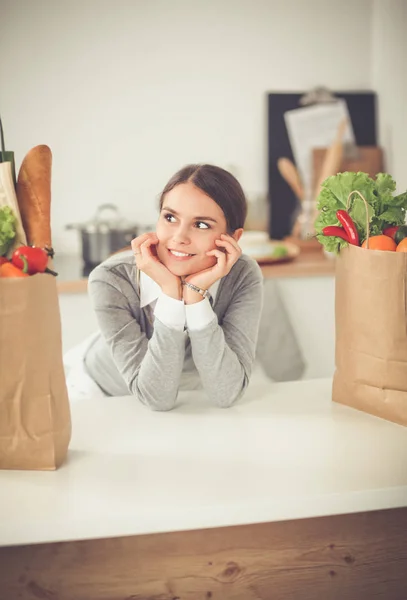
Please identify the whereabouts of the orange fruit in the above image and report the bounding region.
[361,235,396,251]
[396,238,407,252]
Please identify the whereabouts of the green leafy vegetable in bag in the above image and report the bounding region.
[0,206,17,256]
[314,171,407,253]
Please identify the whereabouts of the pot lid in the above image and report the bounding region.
[66,203,136,233]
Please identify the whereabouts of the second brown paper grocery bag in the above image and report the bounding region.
[332,243,407,427]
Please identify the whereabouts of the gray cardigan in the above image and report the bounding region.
[84,251,264,409]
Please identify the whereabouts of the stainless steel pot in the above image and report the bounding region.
[66,204,138,266]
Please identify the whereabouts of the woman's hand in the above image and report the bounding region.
[183,233,242,304]
[131,233,182,300]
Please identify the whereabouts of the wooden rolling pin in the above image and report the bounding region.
[277,157,304,201]
[314,118,347,199]
[277,158,305,239]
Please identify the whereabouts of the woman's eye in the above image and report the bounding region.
[195,221,210,230]
[164,213,176,223]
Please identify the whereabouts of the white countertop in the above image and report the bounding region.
[1,377,407,547]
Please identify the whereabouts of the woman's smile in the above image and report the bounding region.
[167,248,196,261]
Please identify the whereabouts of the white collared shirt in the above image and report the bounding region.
[139,271,220,332]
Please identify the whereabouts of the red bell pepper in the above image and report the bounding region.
[336,210,359,246]
[11,246,57,276]
[322,226,350,242]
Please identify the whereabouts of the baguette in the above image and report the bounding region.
[16,145,53,253]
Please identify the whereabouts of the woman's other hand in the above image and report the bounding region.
[131,233,182,300]
[183,233,242,304]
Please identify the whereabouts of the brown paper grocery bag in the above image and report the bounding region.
[0,274,71,470]
[332,243,407,426]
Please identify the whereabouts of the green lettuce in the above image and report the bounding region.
[314,171,407,253]
[0,206,17,256]
[370,173,407,234]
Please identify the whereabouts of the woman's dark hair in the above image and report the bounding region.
[159,164,247,232]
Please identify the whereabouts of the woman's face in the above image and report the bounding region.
[156,181,231,277]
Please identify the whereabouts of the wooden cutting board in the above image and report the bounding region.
[312,146,384,189]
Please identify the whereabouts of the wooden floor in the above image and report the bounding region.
[1,507,407,600]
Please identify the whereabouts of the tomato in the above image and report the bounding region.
[11,246,48,275]
[383,225,399,240]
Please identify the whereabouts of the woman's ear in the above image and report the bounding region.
[232,228,244,242]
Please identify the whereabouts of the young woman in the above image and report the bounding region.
[84,164,264,410]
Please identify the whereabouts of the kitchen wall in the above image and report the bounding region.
[0,0,378,253]
[371,0,407,193]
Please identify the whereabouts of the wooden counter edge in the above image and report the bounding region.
[57,279,89,294]
[57,254,335,294]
